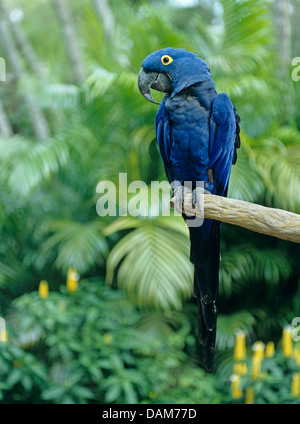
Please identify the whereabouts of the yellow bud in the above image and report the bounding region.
[251,357,261,381]
[282,326,293,358]
[293,350,300,366]
[0,329,7,342]
[39,280,49,299]
[241,363,248,375]
[234,331,247,361]
[252,341,265,361]
[291,373,300,397]
[230,374,243,399]
[233,362,248,376]
[0,317,7,342]
[265,342,275,358]
[149,392,157,399]
[181,378,191,387]
[67,268,79,292]
[245,386,254,405]
[103,333,112,345]
[0,327,7,342]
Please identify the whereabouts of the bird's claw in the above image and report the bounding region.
[173,184,210,217]
[191,187,203,213]
[174,185,191,214]
[192,187,211,208]
[192,189,197,209]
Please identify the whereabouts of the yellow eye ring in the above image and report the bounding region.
[161,55,173,65]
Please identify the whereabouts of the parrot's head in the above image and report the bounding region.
[138,47,213,104]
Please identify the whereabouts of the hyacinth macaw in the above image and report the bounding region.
[138,48,241,371]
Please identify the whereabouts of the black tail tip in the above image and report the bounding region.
[203,347,215,373]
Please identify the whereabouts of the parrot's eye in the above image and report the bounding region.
[161,55,173,65]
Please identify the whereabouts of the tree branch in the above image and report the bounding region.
[52,0,86,84]
[0,99,13,138]
[0,0,50,140]
[170,193,300,244]
[10,17,44,77]
[93,0,115,40]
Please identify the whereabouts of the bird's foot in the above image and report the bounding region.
[192,187,211,208]
[189,186,205,219]
[173,184,192,214]
[192,187,200,209]
[173,184,210,220]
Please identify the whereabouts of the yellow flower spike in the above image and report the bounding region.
[0,317,7,342]
[293,350,300,366]
[39,280,49,299]
[66,268,79,293]
[282,326,293,358]
[245,386,255,405]
[291,373,300,397]
[251,357,262,381]
[233,362,247,376]
[265,342,275,358]
[103,333,112,345]
[233,363,240,374]
[234,330,247,361]
[149,392,158,400]
[252,341,265,361]
[230,374,243,400]
[0,329,7,342]
[181,378,191,388]
[240,362,248,376]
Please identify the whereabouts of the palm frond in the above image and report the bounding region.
[39,219,108,274]
[217,310,256,350]
[0,136,69,196]
[219,246,292,298]
[105,215,193,310]
[254,134,300,212]
[228,137,264,202]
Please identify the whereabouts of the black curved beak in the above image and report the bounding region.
[138,67,172,105]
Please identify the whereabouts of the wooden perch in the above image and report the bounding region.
[170,193,300,244]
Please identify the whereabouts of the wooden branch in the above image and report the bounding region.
[170,193,300,244]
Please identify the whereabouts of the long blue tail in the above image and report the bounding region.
[188,220,221,372]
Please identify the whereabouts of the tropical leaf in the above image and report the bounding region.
[254,134,300,212]
[219,246,292,298]
[105,215,193,310]
[217,311,256,350]
[38,83,84,110]
[228,137,265,202]
[0,136,69,196]
[39,219,108,274]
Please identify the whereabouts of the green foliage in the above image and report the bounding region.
[105,215,193,310]
[0,280,218,404]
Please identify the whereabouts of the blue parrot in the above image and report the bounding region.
[138,48,241,371]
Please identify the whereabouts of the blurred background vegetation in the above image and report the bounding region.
[0,0,300,404]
